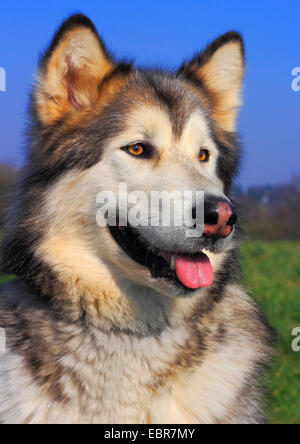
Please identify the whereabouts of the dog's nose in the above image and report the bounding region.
[203,198,237,239]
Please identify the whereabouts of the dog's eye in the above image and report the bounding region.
[121,142,155,159]
[127,144,145,156]
[199,149,210,162]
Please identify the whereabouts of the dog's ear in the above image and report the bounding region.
[179,32,244,132]
[34,14,114,126]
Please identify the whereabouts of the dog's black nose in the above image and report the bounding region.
[202,197,237,239]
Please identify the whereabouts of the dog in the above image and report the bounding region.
[0,14,272,424]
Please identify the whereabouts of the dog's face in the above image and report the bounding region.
[28,15,244,300]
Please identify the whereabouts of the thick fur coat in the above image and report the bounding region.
[0,15,272,424]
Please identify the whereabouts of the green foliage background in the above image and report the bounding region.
[242,241,300,424]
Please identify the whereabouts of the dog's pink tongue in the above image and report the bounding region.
[175,254,214,289]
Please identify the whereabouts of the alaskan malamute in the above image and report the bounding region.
[0,14,272,424]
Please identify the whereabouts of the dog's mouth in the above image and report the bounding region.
[108,222,214,291]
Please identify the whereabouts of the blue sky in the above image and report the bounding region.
[0,0,299,187]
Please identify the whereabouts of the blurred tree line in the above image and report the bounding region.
[0,162,299,240]
[0,163,19,227]
[234,175,300,240]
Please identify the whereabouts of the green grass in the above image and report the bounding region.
[241,241,300,424]
[0,240,299,423]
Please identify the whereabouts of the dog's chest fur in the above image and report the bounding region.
[0,282,270,424]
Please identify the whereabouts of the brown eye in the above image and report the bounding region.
[199,149,210,162]
[127,144,144,156]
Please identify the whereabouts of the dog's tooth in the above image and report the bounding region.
[171,255,176,271]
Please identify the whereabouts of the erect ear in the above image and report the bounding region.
[34,14,115,126]
[179,32,245,132]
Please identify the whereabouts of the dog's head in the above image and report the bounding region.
[3,15,244,323]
